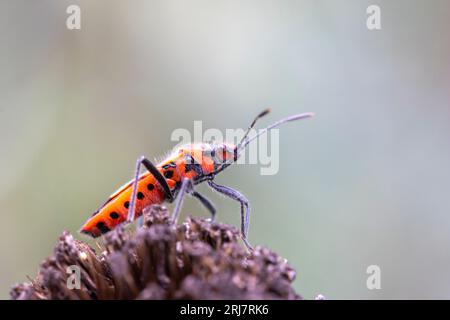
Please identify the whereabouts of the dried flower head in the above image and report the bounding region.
[11,205,301,300]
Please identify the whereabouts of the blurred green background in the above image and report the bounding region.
[1,0,450,299]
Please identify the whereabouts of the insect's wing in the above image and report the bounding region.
[92,171,152,214]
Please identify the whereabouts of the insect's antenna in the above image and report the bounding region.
[237,108,272,149]
[239,112,314,151]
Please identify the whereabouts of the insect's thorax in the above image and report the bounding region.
[161,142,238,190]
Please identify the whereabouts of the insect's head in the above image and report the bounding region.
[211,108,314,175]
[212,142,238,164]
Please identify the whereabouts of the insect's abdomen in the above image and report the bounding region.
[80,174,166,237]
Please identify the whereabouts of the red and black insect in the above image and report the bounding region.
[80,109,313,250]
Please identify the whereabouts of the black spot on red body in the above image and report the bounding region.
[110,212,120,219]
[187,155,196,164]
[184,155,203,175]
[147,183,154,190]
[124,201,130,209]
[164,170,174,179]
[137,192,145,200]
[96,221,110,234]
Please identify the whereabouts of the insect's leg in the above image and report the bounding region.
[127,157,144,223]
[136,215,144,228]
[127,156,173,223]
[191,191,217,221]
[140,158,174,201]
[207,180,253,251]
[171,178,191,224]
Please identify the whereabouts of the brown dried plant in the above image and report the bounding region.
[11,205,301,300]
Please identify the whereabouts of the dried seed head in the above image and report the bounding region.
[11,206,302,300]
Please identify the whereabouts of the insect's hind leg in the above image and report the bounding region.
[127,156,174,223]
[207,180,253,251]
[191,191,217,221]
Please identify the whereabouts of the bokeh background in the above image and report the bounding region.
[1,0,450,299]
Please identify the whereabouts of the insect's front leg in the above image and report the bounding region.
[207,180,253,251]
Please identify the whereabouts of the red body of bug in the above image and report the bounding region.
[80,109,313,249]
[80,143,234,237]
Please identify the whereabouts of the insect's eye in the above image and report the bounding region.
[213,144,234,164]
